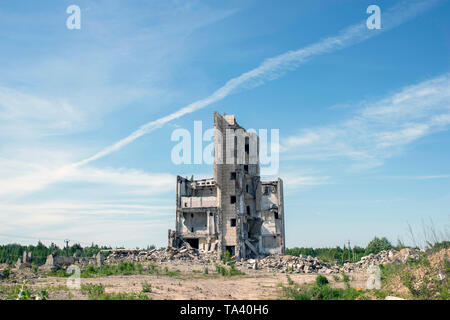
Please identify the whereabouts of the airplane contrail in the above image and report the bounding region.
[73,0,439,168]
[2,0,441,200]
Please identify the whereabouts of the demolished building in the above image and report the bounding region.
[168,112,285,260]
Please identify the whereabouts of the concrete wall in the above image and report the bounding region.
[181,196,218,208]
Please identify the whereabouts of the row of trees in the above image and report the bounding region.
[2,237,447,265]
[285,237,396,263]
[0,242,112,265]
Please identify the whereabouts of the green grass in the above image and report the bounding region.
[215,263,245,277]
[378,251,450,300]
[1,266,10,279]
[0,281,49,300]
[141,281,152,293]
[280,275,364,300]
[80,283,150,300]
[47,262,180,278]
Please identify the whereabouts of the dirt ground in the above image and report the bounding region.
[17,261,371,300]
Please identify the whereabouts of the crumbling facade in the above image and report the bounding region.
[168,112,285,260]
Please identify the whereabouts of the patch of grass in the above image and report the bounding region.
[220,250,233,264]
[280,275,364,300]
[0,281,48,300]
[2,266,10,279]
[81,283,150,300]
[165,270,180,277]
[377,250,450,300]
[147,263,160,275]
[203,267,209,275]
[215,263,245,277]
[315,275,329,286]
[341,272,350,288]
[48,268,70,277]
[141,281,152,293]
[49,262,170,278]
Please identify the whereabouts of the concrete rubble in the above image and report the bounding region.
[100,247,421,275]
[103,247,217,265]
[339,248,420,273]
[238,254,337,274]
[40,253,96,271]
[2,247,422,274]
[238,248,421,274]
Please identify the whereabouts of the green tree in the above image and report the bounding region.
[365,237,392,255]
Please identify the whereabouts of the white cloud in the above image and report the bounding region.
[0,158,175,200]
[282,74,450,170]
[0,87,84,137]
[0,164,176,247]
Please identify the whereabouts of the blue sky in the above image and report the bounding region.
[0,0,449,249]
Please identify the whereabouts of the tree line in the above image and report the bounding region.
[0,242,112,265]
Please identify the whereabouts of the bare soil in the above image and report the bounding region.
[4,261,371,300]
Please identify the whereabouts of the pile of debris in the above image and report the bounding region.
[340,248,420,273]
[103,247,217,265]
[40,253,96,271]
[239,254,339,274]
[238,248,422,274]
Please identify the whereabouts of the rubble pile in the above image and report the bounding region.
[3,247,422,274]
[238,248,421,274]
[239,254,339,274]
[340,248,420,273]
[104,247,217,265]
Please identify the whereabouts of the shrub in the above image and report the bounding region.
[365,237,393,255]
[220,250,233,264]
[315,275,329,286]
[147,263,160,275]
[2,266,10,279]
[141,281,152,293]
[281,276,364,300]
[215,263,244,276]
[431,241,450,251]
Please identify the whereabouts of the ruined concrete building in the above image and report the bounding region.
[168,112,285,260]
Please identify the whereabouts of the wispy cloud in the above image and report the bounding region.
[282,174,332,190]
[0,159,175,200]
[0,87,84,137]
[282,74,450,170]
[0,163,175,246]
[376,175,450,180]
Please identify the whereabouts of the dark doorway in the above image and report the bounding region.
[186,238,199,249]
[225,246,235,256]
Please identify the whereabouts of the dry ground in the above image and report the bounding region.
[3,261,371,300]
